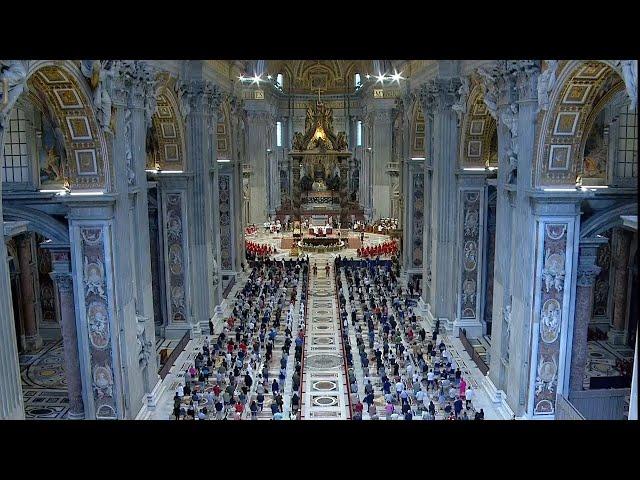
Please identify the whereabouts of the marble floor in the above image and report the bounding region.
[19,339,70,420]
[301,256,350,419]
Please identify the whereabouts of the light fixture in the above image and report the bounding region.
[39,188,67,194]
[376,73,386,84]
[365,74,371,79]
[543,187,585,192]
[411,157,426,161]
[267,75,272,80]
[69,190,105,196]
[161,170,183,174]
[391,70,403,84]
[217,159,231,163]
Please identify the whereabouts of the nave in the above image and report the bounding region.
[149,246,502,421]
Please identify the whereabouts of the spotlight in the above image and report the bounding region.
[391,70,403,83]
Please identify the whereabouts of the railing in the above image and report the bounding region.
[158,330,191,380]
[296,264,310,420]
[335,261,353,419]
[555,393,585,420]
[569,388,630,420]
[459,328,489,376]
[222,276,236,299]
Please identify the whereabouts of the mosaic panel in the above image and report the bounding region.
[532,222,570,416]
[459,190,482,319]
[412,172,424,267]
[219,174,233,271]
[164,193,188,324]
[79,226,118,419]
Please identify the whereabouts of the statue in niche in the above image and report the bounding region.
[42,147,63,183]
[451,77,470,124]
[38,109,67,186]
[619,60,637,111]
[536,60,558,112]
[582,110,607,178]
[476,67,498,119]
[0,60,28,128]
[81,60,115,132]
[502,304,511,357]
[501,103,519,184]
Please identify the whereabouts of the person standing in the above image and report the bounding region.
[209,319,214,336]
[464,385,474,410]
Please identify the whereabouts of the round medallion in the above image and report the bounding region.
[306,354,343,369]
[313,396,338,406]
[312,380,337,391]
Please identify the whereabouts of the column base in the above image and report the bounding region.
[163,325,192,340]
[453,318,483,338]
[481,375,514,419]
[24,334,43,353]
[608,328,627,345]
[146,377,165,409]
[67,409,86,420]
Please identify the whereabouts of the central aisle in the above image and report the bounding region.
[300,255,351,420]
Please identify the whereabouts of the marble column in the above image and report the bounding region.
[17,233,43,352]
[371,101,394,219]
[179,78,222,326]
[609,228,632,344]
[569,238,604,392]
[49,262,85,419]
[245,107,273,224]
[0,219,24,420]
[0,86,26,419]
[421,77,461,326]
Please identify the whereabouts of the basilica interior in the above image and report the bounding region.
[0,59,637,421]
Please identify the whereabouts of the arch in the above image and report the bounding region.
[580,202,637,239]
[148,76,186,170]
[22,61,110,191]
[2,205,69,244]
[534,60,626,188]
[459,80,498,167]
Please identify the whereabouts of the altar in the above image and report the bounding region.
[309,225,333,236]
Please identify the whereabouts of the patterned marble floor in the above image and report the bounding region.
[19,339,70,420]
[300,256,350,420]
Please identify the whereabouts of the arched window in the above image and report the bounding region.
[2,107,32,184]
[614,103,637,182]
[354,73,361,88]
[276,73,284,89]
[356,121,363,147]
[276,121,282,147]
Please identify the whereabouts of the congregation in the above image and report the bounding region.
[335,256,484,420]
[172,257,309,420]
